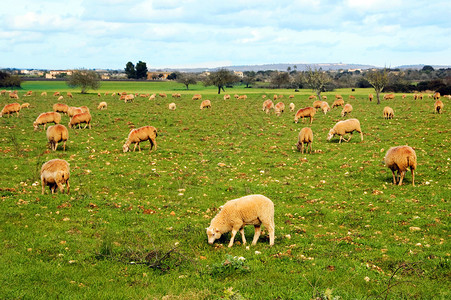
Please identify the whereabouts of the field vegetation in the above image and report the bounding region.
[0,81,449,299]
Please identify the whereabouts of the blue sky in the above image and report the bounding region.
[1,0,450,70]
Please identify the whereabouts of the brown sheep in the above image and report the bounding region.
[200,100,212,110]
[53,103,69,114]
[192,94,202,100]
[67,107,83,117]
[159,93,167,98]
[294,107,315,124]
[335,94,342,99]
[434,100,444,114]
[384,146,417,186]
[383,94,395,100]
[33,112,61,130]
[369,94,373,101]
[383,106,394,119]
[67,92,73,98]
[41,92,47,96]
[341,103,353,117]
[274,102,285,116]
[68,112,91,129]
[264,100,275,114]
[0,103,21,117]
[223,94,231,100]
[332,99,344,108]
[20,103,30,109]
[53,92,60,97]
[308,95,317,100]
[296,127,313,154]
[122,126,157,152]
[237,95,247,100]
[313,100,323,109]
[41,159,70,194]
[433,92,440,100]
[349,95,356,100]
[46,124,69,151]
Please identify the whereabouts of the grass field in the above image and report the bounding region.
[1,81,449,299]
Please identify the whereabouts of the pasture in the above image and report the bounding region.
[0,82,449,299]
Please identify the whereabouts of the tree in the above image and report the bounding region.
[270,72,291,88]
[421,65,434,73]
[135,61,148,79]
[366,69,388,104]
[242,71,256,88]
[125,62,136,79]
[176,73,198,90]
[0,71,22,88]
[304,66,331,99]
[203,69,239,94]
[66,69,100,94]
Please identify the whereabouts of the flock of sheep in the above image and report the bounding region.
[0,89,446,247]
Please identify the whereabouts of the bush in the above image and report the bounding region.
[0,71,22,88]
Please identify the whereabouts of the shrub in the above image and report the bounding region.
[0,71,22,88]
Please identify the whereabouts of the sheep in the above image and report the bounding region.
[57,96,64,101]
[294,107,316,124]
[308,95,317,100]
[332,99,344,108]
[46,124,69,151]
[168,103,176,110]
[335,94,343,99]
[384,145,417,186]
[289,102,295,112]
[68,112,91,129]
[33,112,61,130]
[200,99,212,109]
[264,100,274,114]
[322,95,327,100]
[97,93,101,97]
[206,194,275,247]
[0,103,21,117]
[320,101,330,114]
[313,100,323,109]
[262,95,267,99]
[41,92,47,96]
[234,94,240,99]
[289,95,295,99]
[341,103,353,117]
[383,106,394,119]
[274,102,285,116]
[349,95,356,100]
[124,94,134,103]
[97,102,107,110]
[53,103,69,114]
[40,159,70,194]
[238,95,248,100]
[223,94,230,100]
[20,103,30,109]
[327,118,363,143]
[67,106,83,117]
[67,92,73,98]
[149,94,156,100]
[433,92,440,100]
[273,94,278,100]
[262,99,272,111]
[402,94,406,99]
[122,125,157,152]
[9,93,19,99]
[25,91,32,96]
[369,94,373,101]
[434,100,444,114]
[192,94,202,100]
[159,93,167,98]
[277,95,283,99]
[383,94,395,100]
[296,127,313,154]
[53,92,60,97]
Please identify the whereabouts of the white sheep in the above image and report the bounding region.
[321,101,330,114]
[0,103,21,117]
[200,100,211,110]
[296,127,313,154]
[327,118,363,143]
[206,194,275,247]
[289,102,295,112]
[68,112,92,129]
[434,100,444,114]
[341,103,353,117]
[40,159,70,194]
[384,145,417,186]
[33,112,61,130]
[97,101,107,110]
[46,124,69,151]
[67,106,83,117]
[383,106,394,119]
[168,103,176,110]
[122,126,157,152]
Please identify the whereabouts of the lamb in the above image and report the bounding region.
[200,100,212,109]
[97,101,107,110]
[332,99,344,108]
[308,95,317,100]
[192,94,202,100]
[296,127,313,154]
[0,103,21,117]
[33,112,61,130]
[320,101,330,114]
[341,103,353,117]
[67,106,83,117]
[20,103,30,109]
[53,103,69,114]
[294,107,316,124]
[384,145,417,186]
[46,124,69,151]
[40,159,70,194]
[274,102,285,116]
[168,103,176,110]
[383,106,394,119]
[434,100,444,114]
[327,118,363,143]
[289,102,295,112]
[313,100,323,109]
[68,112,92,129]
[122,126,157,152]
[206,194,275,247]
[223,94,230,100]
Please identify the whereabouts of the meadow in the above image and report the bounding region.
[0,81,449,299]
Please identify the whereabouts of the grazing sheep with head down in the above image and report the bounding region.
[327,118,363,143]
[313,100,323,110]
[68,112,91,129]
[123,126,157,152]
[223,94,230,100]
[97,101,107,110]
[20,103,30,109]
[341,103,353,117]
[46,124,69,151]
[434,100,444,114]
[237,95,247,100]
[289,102,295,112]
[296,127,313,154]
[41,92,47,96]
[0,103,21,117]
[33,112,61,130]
[67,106,83,117]
[294,107,315,124]
[206,194,275,247]
[384,145,417,186]
[168,103,176,110]
[320,101,330,114]
[383,106,394,119]
[53,103,69,114]
[200,100,211,110]
[41,159,70,194]
[159,93,167,98]
[332,99,344,108]
[274,102,285,116]
[67,92,73,98]
[192,94,202,100]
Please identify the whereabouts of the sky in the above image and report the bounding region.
[1,0,450,70]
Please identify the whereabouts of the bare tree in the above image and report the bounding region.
[176,73,198,90]
[203,69,239,94]
[366,69,388,104]
[304,66,331,100]
[67,69,100,94]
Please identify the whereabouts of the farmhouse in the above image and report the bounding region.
[147,71,171,80]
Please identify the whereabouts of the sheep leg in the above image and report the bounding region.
[310,116,313,124]
[398,171,405,186]
[251,226,261,245]
[339,136,343,144]
[228,229,239,247]
[301,142,304,154]
[63,141,66,151]
[83,122,88,129]
[309,142,313,154]
[54,142,58,151]
[133,143,138,152]
[345,133,353,142]
[57,182,64,194]
[239,228,246,245]
[41,179,45,195]
[88,122,91,129]
[137,143,142,152]
[391,170,397,185]
[66,179,70,194]
[411,168,415,186]
[360,131,363,141]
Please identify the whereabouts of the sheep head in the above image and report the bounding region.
[206,227,221,244]
[122,143,130,153]
[327,129,335,141]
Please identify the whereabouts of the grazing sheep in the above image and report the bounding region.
[264,100,274,114]
[349,95,356,100]
[159,93,167,98]
[327,118,363,143]
[433,92,440,100]
[383,106,394,119]
[296,127,313,154]
[332,99,344,108]
[20,103,30,109]
[168,103,176,110]
[53,103,69,114]
[41,92,47,96]
[321,101,330,114]
[66,92,73,98]
[53,92,60,97]
[149,94,156,100]
[289,95,295,99]
[33,112,61,130]
[369,94,373,101]
[206,194,275,247]
[234,94,240,99]
[313,100,323,109]
[335,94,343,99]
[384,145,417,186]
[200,100,212,110]
[192,94,202,100]
[67,106,83,117]
[289,102,295,112]
[294,107,316,124]
[273,94,278,100]
[262,95,267,99]
[274,102,285,116]
[97,101,107,110]
[57,96,64,101]
[308,95,317,100]
[434,100,444,114]
[341,103,353,117]
[46,124,68,151]
[223,94,230,100]
[262,99,272,111]
[122,126,157,152]
[402,94,406,99]
[68,112,91,129]
[0,103,21,117]
[383,94,395,100]
[40,159,70,194]
[9,93,19,99]
[172,93,181,98]
[277,95,283,99]
[25,91,32,96]
[124,94,134,103]
[238,95,247,100]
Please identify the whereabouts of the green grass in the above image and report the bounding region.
[0,82,449,299]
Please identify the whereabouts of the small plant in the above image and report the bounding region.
[223,287,245,300]
[211,255,249,276]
